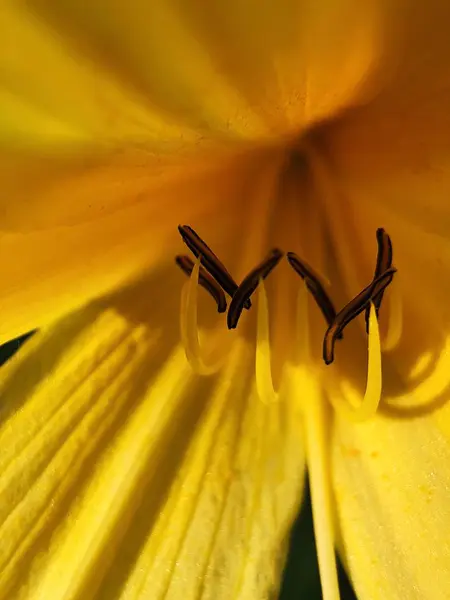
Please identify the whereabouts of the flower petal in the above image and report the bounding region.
[323,0,450,234]
[305,0,450,389]
[0,269,305,599]
[2,1,385,147]
[331,405,450,600]
[316,0,450,317]
[0,0,392,339]
[0,149,275,344]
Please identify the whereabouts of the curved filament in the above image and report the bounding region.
[381,284,403,352]
[256,280,278,403]
[338,302,382,422]
[180,259,227,375]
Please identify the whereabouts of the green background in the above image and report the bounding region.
[280,483,357,599]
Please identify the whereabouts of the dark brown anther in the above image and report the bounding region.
[178,225,251,309]
[365,228,393,331]
[227,248,284,330]
[323,267,396,365]
[175,255,227,313]
[287,252,339,331]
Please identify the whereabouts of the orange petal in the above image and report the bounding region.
[2,1,386,147]
[0,150,276,344]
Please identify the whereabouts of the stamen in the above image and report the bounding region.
[287,252,339,329]
[365,228,393,330]
[255,279,278,403]
[227,249,284,330]
[178,225,251,309]
[338,302,383,422]
[381,282,403,352]
[286,252,331,286]
[180,258,226,375]
[323,268,396,365]
[175,255,227,313]
[374,227,393,283]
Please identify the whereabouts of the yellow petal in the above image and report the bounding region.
[0,269,305,599]
[331,402,450,600]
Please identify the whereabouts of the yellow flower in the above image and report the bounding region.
[1,1,450,599]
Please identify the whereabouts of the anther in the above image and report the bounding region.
[323,267,396,365]
[175,255,227,313]
[365,228,393,331]
[227,249,284,330]
[178,225,251,309]
[287,252,339,330]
